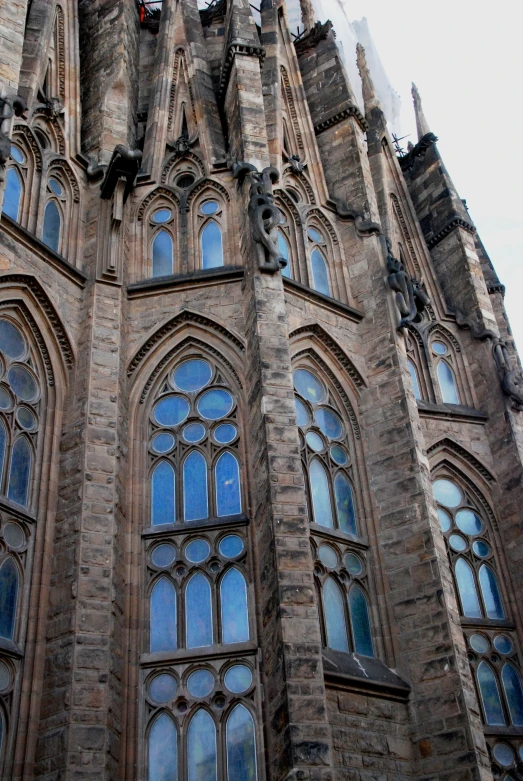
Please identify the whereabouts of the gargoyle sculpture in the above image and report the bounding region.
[386,238,429,329]
[232,162,287,274]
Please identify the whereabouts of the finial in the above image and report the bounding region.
[356,43,380,114]
[411,82,431,140]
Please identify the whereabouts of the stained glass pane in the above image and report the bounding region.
[186,573,213,648]
[201,201,219,215]
[150,577,177,652]
[48,178,63,196]
[187,669,214,698]
[42,200,61,253]
[437,508,451,532]
[493,744,514,768]
[3,168,22,221]
[225,665,252,693]
[479,564,505,620]
[152,230,173,277]
[295,397,309,427]
[148,674,177,703]
[154,395,190,427]
[16,407,37,431]
[183,451,208,521]
[216,452,241,516]
[455,558,482,618]
[148,713,178,781]
[472,540,491,558]
[469,634,489,653]
[0,418,7,485]
[3,522,25,549]
[432,341,447,355]
[314,408,343,439]
[308,227,323,242]
[408,359,421,400]
[305,431,323,452]
[201,221,223,269]
[311,249,330,296]
[185,539,210,563]
[7,436,32,506]
[214,424,237,444]
[344,552,363,576]
[0,320,25,360]
[456,509,482,536]
[477,661,506,726]
[278,230,291,278]
[221,568,249,644]
[219,535,244,558]
[309,459,334,528]
[0,388,12,409]
[0,659,10,690]
[437,361,459,405]
[152,544,176,568]
[318,544,338,568]
[293,369,326,403]
[349,585,374,657]
[334,473,357,535]
[10,145,24,164]
[152,432,175,454]
[323,577,349,652]
[173,360,212,392]
[183,423,206,443]
[187,710,217,781]
[152,208,171,223]
[494,635,513,655]
[330,445,348,465]
[0,557,18,639]
[151,461,175,526]
[8,365,38,401]
[197,389,233,420]
[502,664,523,726]
[226,704,257,781]
[433,478,462,508]
[449,534,467,552]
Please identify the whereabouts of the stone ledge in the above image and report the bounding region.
[141,640,257,667]
[322,648,410,702]
[417,400,488,425]
[128,265,244,297]
[283,277,364,324]
[142,513,249,538]
[0,636,23,659]
[0,214,87,287]
[310,523,369,550]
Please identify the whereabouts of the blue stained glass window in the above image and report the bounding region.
[173,360,212,393]
[152,230,173,277]
[10,145,24,164]
[216,452,241,517]
[148,713,178,781]
[149,674,177,703]
[226,704,257,781]
[152,208,172,223]
[152,432,175,454]
[42,200,61,253]
[201,201,219,215]
[309,459,334,528]
[477,661,506,726]
[225,665,252,694]
[48,178,63,196]
[221,568,249,644]
[185,538,210,563]
[0,418,6,485]
[186,573,213,648]
[219,535,244,558]
[437,360,459,405]
[187,710,217,781]
[278,230,291,278]
[3,168,22,221]
[154,396,190,427]
[334,473,357,535]
[455,509,482,535]
[323,577,349,652]
[201,222,223,269]
[295,397,309,427]
[0,557,19,639]
[152,544,176,568]
[0,319,25,359]
[455,558,481,618]
[197,389,233,420]
[308,227,323,243]
[150,577,177,652]
[502,663,523,726]
[187,669,214,698]
[479,564,505,620]
[214,424,236,444]
[314,408,343,439]
[8,365,38,401]
[305,431,323,452]
[311,249,330,296]
[183,451,208,521]
[348,585,374,657]
[183,423,206,443]
[408,359,421,400]
[151,461,175,526]
[293,369,326,403]
[330,445,348,466]
[7,436,32,506]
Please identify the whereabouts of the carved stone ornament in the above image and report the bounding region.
[166,132,198,156]
[385,238,429,330]
[0,94,27,180]
[288,154,305,174]
[232,162,287,274]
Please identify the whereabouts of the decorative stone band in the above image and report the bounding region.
[487,282,506,297]
[426,216,476,250]
[314,105,368,136]
[218,41,266,99]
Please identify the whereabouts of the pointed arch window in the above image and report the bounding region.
[226,704,257,781]
[148,713,178,781]
[431,339,460,404]
[197,197,225,270]
[3,167,23,222]
[42,200,61,253]
[407,358,422,400]
[307,227,331,296]
[201,221,223,269]
[152,229,174,277]
[0,557,19,641]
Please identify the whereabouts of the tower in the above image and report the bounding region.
[0,0,522,779]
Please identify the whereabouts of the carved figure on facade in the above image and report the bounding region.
[385,238,429,330]
[232,162,287,273]
[0,95,27,180]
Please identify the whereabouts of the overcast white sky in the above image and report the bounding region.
[346,0,523,351]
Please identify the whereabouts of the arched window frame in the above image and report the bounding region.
[302,212,352,304]
[306,222,332,297]
[2,127,42,231]
[149,205,177,279]
[426,327,473,407]
[405,326,429,402]
[135,189,180,282]
[37,161,81,264]
[274,200,296,281]
[190,186,230,275]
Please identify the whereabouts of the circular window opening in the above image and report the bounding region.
[176,174,195,189]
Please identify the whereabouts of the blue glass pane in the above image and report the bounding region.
[183,451,208,521]
[323,577,348,652]
[479,564,505,619]
[295,397,309,427]
[149,674,177,703]
[150,577,177,652]
[0,388,12,409]
[449,534,467,552]
[226,704,257,781]
[152,432,175,454]
[408,359,421,400]
[221,568,249,644]
[432,341,447,355]
[216,452,241,517]
[187,669,214,698]
[10,145,24,164]
[16,407,36,431]
[219,535,244,558]
[305,431,324,452]
[151,544,176,568]
[437,508,451,532]
[278,230,290,278]
[334,473,357,535]
[201,201,219,215]
[433,478,462,508]
[42,200,61,253]
[0,320,25,359]
[293,369,326,403]
[494,635,513,655]
[152,208,172,223]
[455,558,481,618]
[201,222,223,269]
[0,418,6,485]
[309,459,333,528]
[197,389,233,420]
[477,661,506,726]
[314,408,343,439]
[3,168,22,221]
[187,710,217,781]
[185,539,210,563]
[48,178,63,196]
[183,423,206,443]
[225,665,252,694]
[151,461,175,526]
[349,585,374,657]
[311,249,330,296]
[0,557,18,639]
[330,445,348,466]
[214,424,237,444]
[456,509,483,536]
[154,396,190,427]
[308,227,323,242]
[472,540,490,558]
[7,436,32,506]
[344,552,363,576]
[438,361,459,405]
[318,544,338,568]
[502,663,523,726]
[173,360,212,392]
[186,574,213,648]
[148,713,178,781]
[152,230,173,277]
[8,365,38,401]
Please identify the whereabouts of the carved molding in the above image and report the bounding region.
[487,282,505,297]
[162,151,205,184]
[314,105,368,136]
[137,186,180,220]
[167,49,197,135]
[280,66,304,151]
[390,193,420,274]
[284,167,316,205]
[425,322,462,352]
[273,189,301,227]
[128,309,245,378]
[13,124,42,172]
[219,41,265,98]
[186,178,231,208]
[56,5,66,101]
[426,216,476,250]
[427,437,495,484]
[48,158,80,202]
[289,322,366,389]
[304,208,338,244]
[32,109,66,155]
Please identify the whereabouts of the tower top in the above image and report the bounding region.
[411,82,431,140]
[356,43,381,115]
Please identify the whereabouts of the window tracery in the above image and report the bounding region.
[306,226,331,297]
[198,199,224,270]
[431,338,460,404]
[2,145,25,223]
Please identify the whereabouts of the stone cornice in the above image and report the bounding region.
[283,277,364,324]
[426,216,476,250]
[219,40,266,98]
[127,266,244,298]
[314,105,368,136]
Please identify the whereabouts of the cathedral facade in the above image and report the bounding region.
[0,0,522,779]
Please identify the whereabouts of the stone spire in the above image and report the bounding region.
[411,82,431,140]
[356,42,381,115]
